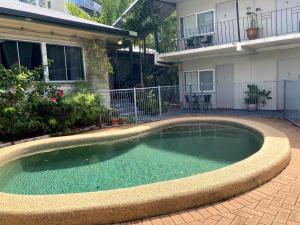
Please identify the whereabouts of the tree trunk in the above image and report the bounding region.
[129,41,133,86]
[139,40,144,88]
[154,31,160,53]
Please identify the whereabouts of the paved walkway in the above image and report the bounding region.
[115,117,300,225]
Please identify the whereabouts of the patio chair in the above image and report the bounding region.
[185,38,195,49]
[194,36,205,48]
[202,35,213,47]
[193,94,202,109]
[185,95,196,109]
[203,95,213,110]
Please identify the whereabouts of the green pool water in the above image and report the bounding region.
[0,122,263,195]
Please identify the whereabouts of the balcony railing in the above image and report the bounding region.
[161,6,300,53]
[69,0,101,13]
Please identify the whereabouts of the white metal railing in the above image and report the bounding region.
[69,0,101,13]
[284,80,300,126]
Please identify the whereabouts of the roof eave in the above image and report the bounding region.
[0,7,137,39]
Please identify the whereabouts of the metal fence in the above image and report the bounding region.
[162,6,300,53]
[96,80,300,127]
[285,80,300,126]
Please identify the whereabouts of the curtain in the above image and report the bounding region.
[47,44,67,81]
[0,41,18,68]
[19,42,42,70]
[65,46,84,81]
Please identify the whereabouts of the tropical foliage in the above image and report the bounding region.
[66,2,91,20]
[0,65,107,142]
[244,84,272,106]
[95,0,134,25]
[67,0,134,26]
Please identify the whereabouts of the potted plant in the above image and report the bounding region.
[244,84,272,111]
[246,7,261,40]
[110,109,120,126]
[120,116,129,124]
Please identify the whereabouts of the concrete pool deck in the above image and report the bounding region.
[0,117,292,225]
[116,117,300,225]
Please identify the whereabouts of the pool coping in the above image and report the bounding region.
[0,117,291,225]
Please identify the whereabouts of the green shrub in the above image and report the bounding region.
[63,91,104,127]
[137,90,159,115]
[0,65,108,142]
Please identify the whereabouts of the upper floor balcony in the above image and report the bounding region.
[69,0,101,14]
[160,6,300,57]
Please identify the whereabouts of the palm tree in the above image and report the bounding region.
[121,0,162,87]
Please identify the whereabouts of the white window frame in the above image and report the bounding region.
[45,43,86,83]
[180,9,216,38]
[0,37,86,83]
[184,69,215,93]
[0,38,42,69]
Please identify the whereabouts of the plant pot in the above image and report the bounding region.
[246,28,259,40]
[246,104,258,111]
[111,118,120,126]
[120,117,129,124]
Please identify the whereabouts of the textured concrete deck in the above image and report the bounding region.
[116,117,300,225]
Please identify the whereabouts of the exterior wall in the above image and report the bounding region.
[176,0,277,40]
[179,47,300,110]
[176,0,276,21]
[48,0,67,13]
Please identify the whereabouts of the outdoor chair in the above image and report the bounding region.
[202,35,213,47]
[194,36,204,48]
[185,95,196,109]
[193,95,202,109]
[185,38,195,49]
[203,95,213,110]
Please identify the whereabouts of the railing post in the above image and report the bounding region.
[235,0,241,42]
[133,88,138,124]
[158,86,162,119]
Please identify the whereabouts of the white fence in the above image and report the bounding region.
[93,80,300,127]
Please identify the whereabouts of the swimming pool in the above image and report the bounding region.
[0,122,262,195]
[0,117,290,225]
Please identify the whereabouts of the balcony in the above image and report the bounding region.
[17,0,37,5]
[69,0,101,14]
[161,6,300,55]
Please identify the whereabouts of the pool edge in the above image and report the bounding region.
[0,117,291,225]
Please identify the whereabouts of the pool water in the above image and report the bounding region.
[0,123,263,195]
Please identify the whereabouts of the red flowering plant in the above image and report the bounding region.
[48,88,63,108]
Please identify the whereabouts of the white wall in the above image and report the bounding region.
[48,0,67,13]
[179,47,300,110]
[176,0,276,21]
[176,0,277,40]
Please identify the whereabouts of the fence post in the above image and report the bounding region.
[283,79,287,119]
[158,86,162,119]
[189,84,192,111]
[133,88,138,124]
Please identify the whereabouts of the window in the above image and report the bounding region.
[180,10,215,38]
[18,42,43,70]
[47,44,84,81]
[180,15,197,38]
[197,11,214,35]
[0,41,18,68]
[184,70,214,92]
[0,40,42,70]
[184,71,198,92]
[199,70,214,91]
